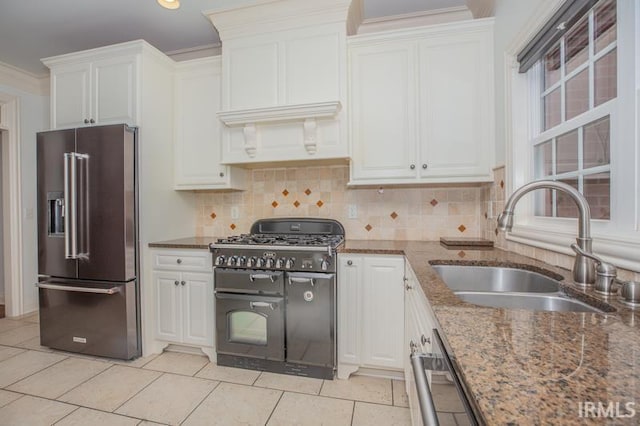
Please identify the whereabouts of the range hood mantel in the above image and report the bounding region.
[204,0,357,164]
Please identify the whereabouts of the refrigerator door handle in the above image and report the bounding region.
[63,152,77,259]
[76,153,90,259]
[36,282,120,295]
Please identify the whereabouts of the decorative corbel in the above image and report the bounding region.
[243,123,257,157]
[303,118,318,155]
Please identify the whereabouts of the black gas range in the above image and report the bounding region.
[210,218,344,379]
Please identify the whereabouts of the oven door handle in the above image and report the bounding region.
[288,277,315,286]
[249,273,277,283]
[250,301,275,310]
[410,343,440,426]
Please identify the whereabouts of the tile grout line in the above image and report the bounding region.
[111,370,166,413]
[55,363,118,402]
[177,380,222,425]
[390,378,395,406]
[350,399,356,426]
[2,353,70,389]
[263,389,285,426]
[51,404,81,425]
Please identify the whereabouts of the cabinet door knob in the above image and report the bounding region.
[219,172,225,177]
[84,119,90,124]
[174,280,179,286]
[176,259,182,264]
[89,118,95,124]
[410,164,415,170]
[181,281,186,286]
[406,283,413,290]
[347,260,353,266]
[422,164,428,169]
[421,334,430,345]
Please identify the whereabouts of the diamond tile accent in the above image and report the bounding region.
[271,201,278,208]
[316,200,324,208]
[282,189,289,197]
[293,200,300,208]
[365,224,372,232]
[458,251,466,258]
[495,228,499,236]
[430,199,438,207]
[305,189,312,196]
[500,180,504,189]
[390,212,398,220]
[210,212,217,220]
[484,212,488,219]
[230,224,236,230]
[458,224,466,233]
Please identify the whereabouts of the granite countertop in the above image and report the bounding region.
[148,236,217,250]
[151,236,640,423]
[342,240,640,425]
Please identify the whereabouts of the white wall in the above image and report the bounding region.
[493,0,545,166]
[0,82,49,314]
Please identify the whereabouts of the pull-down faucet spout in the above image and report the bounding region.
[497,180,595,287]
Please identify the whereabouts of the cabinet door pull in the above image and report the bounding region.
[83,119,90,124]
[174,280,179,286]
[181,281,186,286]
[89,118,95,124]
[347,260,353,266]
[421,334,430,346]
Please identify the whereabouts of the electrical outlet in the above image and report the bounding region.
[231,206,240,219]
[348,204,358,219]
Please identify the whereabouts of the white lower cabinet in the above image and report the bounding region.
[152,249,214,360]
[337,254,405,378]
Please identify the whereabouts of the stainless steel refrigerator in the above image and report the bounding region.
[36,124,140,360]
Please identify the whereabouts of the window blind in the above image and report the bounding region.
[517,0,599,73]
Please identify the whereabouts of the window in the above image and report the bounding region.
[506,0,640,268]
[530,0,616,221]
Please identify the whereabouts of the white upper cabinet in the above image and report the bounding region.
[205,0,353,165]
[173,57,247,190]
[44,44,140,129]
[348,19,495,185]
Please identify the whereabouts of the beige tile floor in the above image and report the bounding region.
[0,314,412,425]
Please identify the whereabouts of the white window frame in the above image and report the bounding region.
[504,0,640,271]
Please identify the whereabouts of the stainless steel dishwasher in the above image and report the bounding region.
[410,329,482,425]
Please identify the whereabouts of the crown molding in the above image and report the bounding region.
[166,43,222,62]
[0,61,49,96]
[205,0,353,40]
[357,7,474,34]
[465,0,495,18]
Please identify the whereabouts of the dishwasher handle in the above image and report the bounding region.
[410,344,440,426]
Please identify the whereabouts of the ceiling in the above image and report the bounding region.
[0,0,467,76]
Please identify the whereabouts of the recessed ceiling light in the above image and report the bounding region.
[157,0,180,10]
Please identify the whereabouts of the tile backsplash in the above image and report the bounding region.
[195,165,484,241]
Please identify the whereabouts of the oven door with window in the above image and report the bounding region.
[215,293,285,361]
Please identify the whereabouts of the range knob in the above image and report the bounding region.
[265,258,275,268]
[237,256,247,267]
[275,258,285,268]
[247,256,257,268]
[256,257,265,268]
[320,259,330,271]
[226,256,237,267]
[285,257,296,269]
[214,255,226,266]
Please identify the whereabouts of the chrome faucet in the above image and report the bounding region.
[497,180,595,288]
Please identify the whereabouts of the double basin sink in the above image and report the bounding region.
[431,264,606,313]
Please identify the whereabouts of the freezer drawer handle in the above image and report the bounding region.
[410,344,440,426]
[288,277,315,286]
[36,283,120,295]
[249,274,276,283]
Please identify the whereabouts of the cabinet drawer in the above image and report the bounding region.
[153,250,211,272]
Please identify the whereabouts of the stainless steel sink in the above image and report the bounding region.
[431,265,561,293]
[431,264,605,313]
[454,292,603,313]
